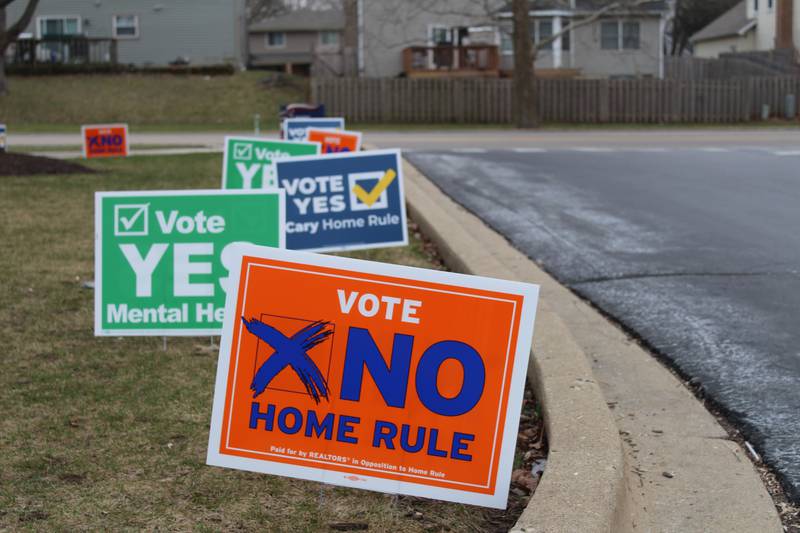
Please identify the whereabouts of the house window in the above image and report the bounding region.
[266,31,286,48]
[529,19,555,50]
[502,20,567,54]
[431,26,452,45]
[538,20,553,50]
[500,30,513,53]
[622,21,640,49]
[319,31,339,46]
[601,20,640,50]
[601,21,619,49]
[113,15,139,39]
[37,16,81,38]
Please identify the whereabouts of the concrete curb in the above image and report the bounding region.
[401,159,626,532]
[400,157,783,532]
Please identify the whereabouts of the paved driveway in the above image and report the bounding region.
[405,145,800,501]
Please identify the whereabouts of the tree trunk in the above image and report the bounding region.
[342,0,359,77]
[0,7,7,96]
[0,1,43,95]
[511,0,537,128]
[0,56,7,96]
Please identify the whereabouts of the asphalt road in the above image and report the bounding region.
[405,145,800,501]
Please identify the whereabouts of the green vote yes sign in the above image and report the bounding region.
[94,190,285,336]
[222,136,320,189]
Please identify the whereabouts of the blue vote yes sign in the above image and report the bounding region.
[274,149,408,252]
[282,117,345,142]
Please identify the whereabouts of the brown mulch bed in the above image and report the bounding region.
[0,152,94,176]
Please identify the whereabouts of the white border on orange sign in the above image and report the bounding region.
[206,243,539,509]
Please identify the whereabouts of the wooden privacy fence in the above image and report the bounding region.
[311,77,800,124]
[665,57,793,80]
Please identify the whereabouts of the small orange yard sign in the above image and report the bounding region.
[207,245,539,508]
[82,124,129,159]
[306,128,362,154]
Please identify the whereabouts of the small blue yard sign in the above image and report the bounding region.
[282,117,345,142]
[274,149,407,252]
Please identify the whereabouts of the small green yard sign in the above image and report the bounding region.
[222,136,320,189]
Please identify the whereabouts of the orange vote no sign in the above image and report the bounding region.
[306,128,362,154]
[207,245,539,508]
[82,123,129,159]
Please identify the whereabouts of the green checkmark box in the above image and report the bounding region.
[114,204,149,236]
[233,143,252,160]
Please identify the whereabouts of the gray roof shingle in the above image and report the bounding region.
[250,9,344,32]
[690,1,755,43]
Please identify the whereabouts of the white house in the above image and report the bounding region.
[692,0,799,58]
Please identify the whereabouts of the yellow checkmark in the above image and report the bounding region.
[352,169,396,207]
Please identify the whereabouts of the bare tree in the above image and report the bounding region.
[0,0,39,95]
[512,0,536,128]
[248,0,343,22]
[513,0,660,128]
[247,0,288,23]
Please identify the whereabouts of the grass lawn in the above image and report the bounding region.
[0,153,536,531]
[0,72,306,133]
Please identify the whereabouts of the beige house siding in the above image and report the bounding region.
[694,33,757,58]
[249,31,331,55]
[500,16,665,78]
[574,17,664,78]
[249,29,343,74]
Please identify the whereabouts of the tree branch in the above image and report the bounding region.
[2,0,40,48]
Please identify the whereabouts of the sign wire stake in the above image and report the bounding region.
[317,486,325,510]
[162,336,167,352]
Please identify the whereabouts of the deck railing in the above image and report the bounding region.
[402,45,500,78]
[8,37,118,66]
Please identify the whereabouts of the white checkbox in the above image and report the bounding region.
[233,143,253,161]
[114,204,149,236]
[348,172,389,211]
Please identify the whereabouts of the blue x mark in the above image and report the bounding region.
[241,317,333,404]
